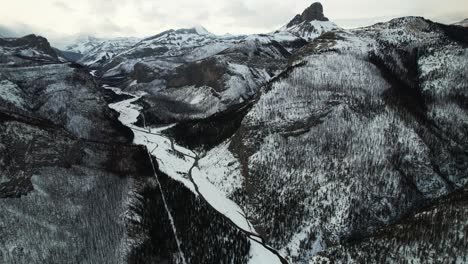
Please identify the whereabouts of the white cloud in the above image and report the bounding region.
[0,0,466,44]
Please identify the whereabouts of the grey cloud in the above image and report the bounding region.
[1,0,468,39]
[217,0,295,28]
[76,18,137,36]
[0,23,42,37]
[0,25,18,37]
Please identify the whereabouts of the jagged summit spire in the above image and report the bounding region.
[301,2,329,22]
[287,2,329,28]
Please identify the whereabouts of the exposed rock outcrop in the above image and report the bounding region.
[287,2,329,28]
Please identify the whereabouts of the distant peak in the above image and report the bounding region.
[453,18,468,27]
[193,25,213,36]
[287,2,329,28]
[168,26,214,37]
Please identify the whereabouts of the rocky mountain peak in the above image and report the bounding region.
[287,2,329,27]
[301,2,328,22]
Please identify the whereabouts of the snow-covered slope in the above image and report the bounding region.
[92,26,297,125]
[0,35,131,141]
[0,35,138,263]
[60,36,140,66]
[278,20,338,41]
[107,86,285,264]
[165,16,468,264]
[311,185,468,263]
[77,37,140,67]
[276,2,339,41]
[120,26,230,59]
[63,36,104,55]
[131,34,291,125]
[454,18,468,27]
[99,26,242,81]
[1,34,262,264]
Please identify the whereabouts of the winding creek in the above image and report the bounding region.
[102,84,288,264]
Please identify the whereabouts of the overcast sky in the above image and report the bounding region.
[0,0,467,44]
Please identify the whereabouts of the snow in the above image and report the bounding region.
[105,84,284,264]
[77,37,140,66]
[191,167,255,233]
[64,36,103,54]
[146,147,188,264]
[106,85,254,230]
[106,88,196,193]
[271,30,301,41]
[194,25,215,36]
[0,80,27,110]
[134,129,197,192]
[197,141,243,196]
[189,94,205,104]
[248,239,283,264]
[454,18,468,27]
[280,20,338,41]
[354,17,444,47]
[280,224,324,260]
[129,80,138,86]
[184,42,233,61]
[223,63,270,103]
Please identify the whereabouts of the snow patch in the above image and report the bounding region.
[0,80,27,110]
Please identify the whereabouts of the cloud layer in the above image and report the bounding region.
[0,0,467,43]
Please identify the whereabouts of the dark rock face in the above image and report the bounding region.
[301,2,328,22]
[166,57,226,92]
[287,2,329,27]
[132,62,158,83]
[0,34,59,65]
[0,34,59,60]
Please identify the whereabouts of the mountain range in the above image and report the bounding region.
[1,2,467,264]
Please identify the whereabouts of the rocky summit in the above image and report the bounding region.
[288,2,329,27]
[1,2,468,264]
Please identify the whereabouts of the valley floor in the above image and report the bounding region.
[105,84,286,264]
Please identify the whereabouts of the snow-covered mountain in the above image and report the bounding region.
[98,26,243,80]
[59,36,140,66]
[77,37,140,66]
[63,36,104,55]
[93,26,301,125]
[454,18,468,27]
[163,14,468,264]
[133,34,291,124]
[275,2,339,41]
[1,2,468,264]
[0,32,257,264]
